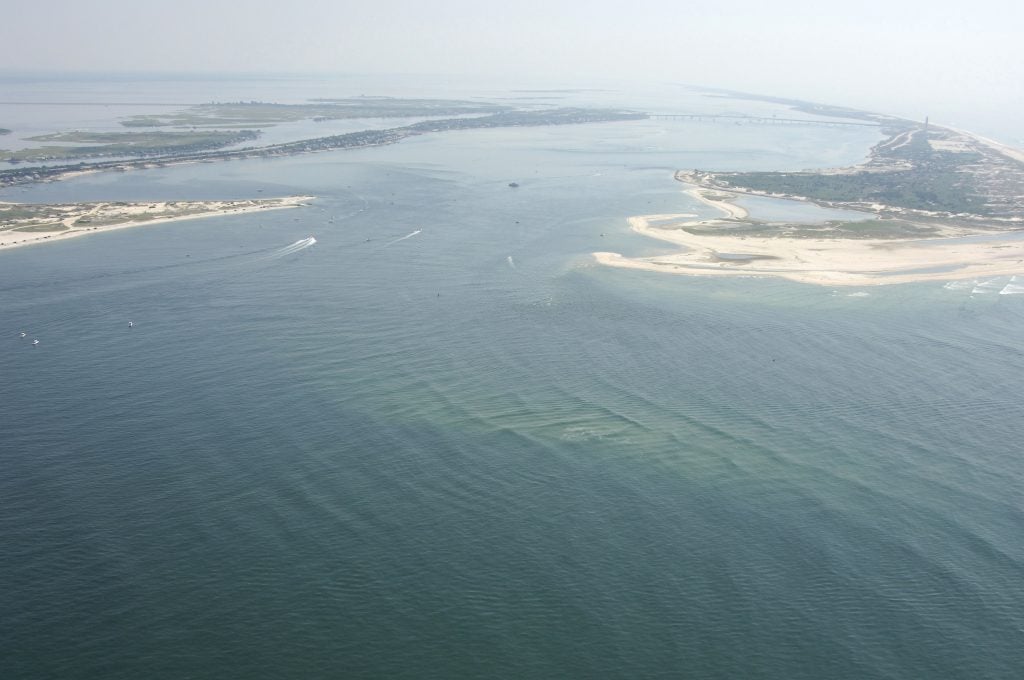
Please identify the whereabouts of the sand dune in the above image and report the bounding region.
[0,196,313,250]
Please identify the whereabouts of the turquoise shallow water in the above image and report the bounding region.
[2,82,1024,678]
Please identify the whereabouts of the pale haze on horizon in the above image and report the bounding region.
[3,0,1022,139]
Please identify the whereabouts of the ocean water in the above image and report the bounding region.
[2,78,1024,679]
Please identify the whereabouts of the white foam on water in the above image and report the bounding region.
[944,279,977,290]
[278,237,315,254]
[507,256,516,270]
[971,278,1005,294]
[261,236,317,261]
[847,292,870,297]
[383,230,421,247]
[999,283,1024,295]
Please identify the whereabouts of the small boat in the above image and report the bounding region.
[20,331,26,338]
[32,339,39,346]
[128,321,134,328]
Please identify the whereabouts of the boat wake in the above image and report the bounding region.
[383,230,421,247]
[263,236,317,260]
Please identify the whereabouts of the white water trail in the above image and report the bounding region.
[261,237,317,261]
[507,256,517,270]
[383,230,422,247]
[972,278,1004,295]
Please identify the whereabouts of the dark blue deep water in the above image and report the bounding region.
[2,86,1023,678]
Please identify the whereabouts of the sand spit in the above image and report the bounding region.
[0,196,313,251]
[595,187,1024,286]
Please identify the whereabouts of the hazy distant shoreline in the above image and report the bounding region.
[0,107,645,190]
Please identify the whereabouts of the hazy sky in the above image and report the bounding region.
[4,0,1021,128]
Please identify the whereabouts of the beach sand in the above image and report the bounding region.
[0,196,313,251]
[595,187,1024,286]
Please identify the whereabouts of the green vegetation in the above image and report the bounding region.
[25,131,233,144]
[715,128,991,216]
[680,92,1024,220]
[720,164,983,214]
[1,129,259,162]
[0,204,66,221]
[13,223,68,233]
[684,218,940,240]
[121,98,509,128]
[2,107,646,188]
[812,219,940,238]
[1,198,306,243]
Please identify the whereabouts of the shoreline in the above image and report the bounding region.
[594,116,1024,287]
[0,196,313,251]
[594,185,1024,287]
[0,108,646,190]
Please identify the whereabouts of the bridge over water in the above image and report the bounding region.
[650,113,880,127]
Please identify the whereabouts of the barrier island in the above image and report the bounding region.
[597,97,1024,286]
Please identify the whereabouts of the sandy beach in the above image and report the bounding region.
[0,196,313,251]
[595,187,1024,286]
[944,125,1024,165]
